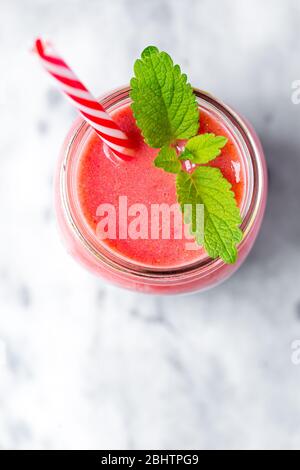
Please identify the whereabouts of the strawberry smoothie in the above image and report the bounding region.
[55,87,267,293]
[77,104,245,268]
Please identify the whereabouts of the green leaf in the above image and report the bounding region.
[179,133,228,164]
[176,166,243,264]
[130,46,199,148]
[141,46,159,58]
[154,146,181,174]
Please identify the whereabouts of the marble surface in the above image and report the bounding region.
[1,0,300,450]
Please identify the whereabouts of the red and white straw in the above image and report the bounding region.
[35,39,134,160]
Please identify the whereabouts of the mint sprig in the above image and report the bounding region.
[179,133,228,164]
[130,46,199,148]
[130,47,243,264]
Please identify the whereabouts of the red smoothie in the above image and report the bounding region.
[76,104,245,268]
[56,87,267,293]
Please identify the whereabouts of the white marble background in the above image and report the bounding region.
[0,0,300,450]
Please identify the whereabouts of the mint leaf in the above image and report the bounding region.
[130,46,199,148]
[154,146,181,174]
[141,46,159,58]
[176,166,242,264]
[179,133,228,164]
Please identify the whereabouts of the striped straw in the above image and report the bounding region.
[35,39,134,160]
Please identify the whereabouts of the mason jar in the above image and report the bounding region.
[55,86,267,294]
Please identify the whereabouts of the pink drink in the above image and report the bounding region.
[55,87,267,294]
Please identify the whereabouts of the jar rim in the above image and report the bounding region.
[60,86,264,281]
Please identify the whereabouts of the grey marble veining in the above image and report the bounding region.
[0,0,300,450]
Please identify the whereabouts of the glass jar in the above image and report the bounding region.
[55,86,267,294]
